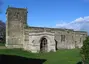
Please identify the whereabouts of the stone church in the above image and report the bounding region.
[5,7,87,53]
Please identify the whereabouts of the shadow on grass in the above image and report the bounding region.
[77,61,82,64]
[0,54,46,64]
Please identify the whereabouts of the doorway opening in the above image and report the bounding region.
[40,37,47,52]
[55,40,58,50]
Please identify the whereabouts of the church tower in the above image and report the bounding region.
[6,7,28,48]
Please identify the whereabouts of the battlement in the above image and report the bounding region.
[6,6,28,14]
[25,26,88,36]
[74,31,87,33]
[74,31,87,36]
[26,26,74,32]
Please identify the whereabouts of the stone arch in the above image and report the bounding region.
[40,37,48,52]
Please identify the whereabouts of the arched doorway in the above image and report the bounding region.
[55,40,58,50]
[40,37,47,52]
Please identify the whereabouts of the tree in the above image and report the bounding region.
[80,36,89,64]
[0,20,6,43]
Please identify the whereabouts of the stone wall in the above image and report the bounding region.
[25,26,87,49]
[6,7,27,48]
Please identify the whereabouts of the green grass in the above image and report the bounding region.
[0,49,81,64]
[0,43,5,46]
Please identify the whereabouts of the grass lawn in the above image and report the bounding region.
[0,49,81,64]
[0,43,5,46]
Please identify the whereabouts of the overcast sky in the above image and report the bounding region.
[0,0,89,34]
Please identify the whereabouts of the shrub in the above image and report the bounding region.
[80,36,89,64]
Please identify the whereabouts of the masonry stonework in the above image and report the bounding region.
[5,7,88,53]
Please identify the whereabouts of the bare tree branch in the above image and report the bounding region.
[0,20,6,43]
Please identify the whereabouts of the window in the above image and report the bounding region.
[67,31,69,33]
[32,40,34,43]
[72,36,73,40]
[61,35,65,42]
[80,38,81,43]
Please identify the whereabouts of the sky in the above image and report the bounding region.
[0,0,89,34]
